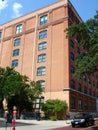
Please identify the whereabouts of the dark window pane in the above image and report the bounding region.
[38,42,47,50]
[14,38,21,46]
[13,49,20,56]
[11,60,18,67]
[39,30,47,39]
[40,15,48,25]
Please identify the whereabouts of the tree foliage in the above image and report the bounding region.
[42,99,68,119]
[0,67,43,112]
[26,81,43,101]
[65,11,98,78]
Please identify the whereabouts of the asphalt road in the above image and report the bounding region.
[51,120,98,130]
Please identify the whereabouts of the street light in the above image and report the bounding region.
[35,96,44,109]
[35,96,44,120]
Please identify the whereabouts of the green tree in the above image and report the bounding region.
[0,67,30,111]
[8,80,43,113]
[26,81,43,101]
[7,74,31,112]
[0,67,43,113]
[42,99,68,120]
[65,11,98,78]
[0,67,28,99]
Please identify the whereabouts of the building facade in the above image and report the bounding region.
[0,0,97,115]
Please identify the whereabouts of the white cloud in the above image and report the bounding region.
[12,2,23,18]
[0,0,8,11]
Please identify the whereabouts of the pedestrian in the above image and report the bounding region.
[6,111,12,123]
[13,107,17,120]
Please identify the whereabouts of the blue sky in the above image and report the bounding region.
[0,0,97,24]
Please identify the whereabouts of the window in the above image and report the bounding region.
[11,59,18,67]
[89,102,93,110]
[78,99,82,110]
[38,42,47,50]
[71,96,76,109]
[96,80,98,88]
[93,102,96,111]
[84,101,88,110]
[38,54,46,63]
[39,30,47,39]
[13,49,20,56]
[71,80,75,89]
[89,89,92,96]
[83,75,86,82]
[78,83,82,92]
[14,38,21,46]
[93,91,96,97]
[40,15,48,25]
[92,102,96,110]
[37,80,45,90]
[37,67,46,76]
[0,32,2,38]
[84,86,87,94]
[70,40,74,48]
[88,77,91,84]
[70,66,75,74]
[70,52,74,61]
[76,47,80,54]
[16,24,22,34]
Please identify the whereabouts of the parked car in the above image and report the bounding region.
[71,113,95,127]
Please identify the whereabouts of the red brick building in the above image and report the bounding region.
[0,0,97,115]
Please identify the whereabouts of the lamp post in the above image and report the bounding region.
[35,96,44,120]
[35,96,44,109]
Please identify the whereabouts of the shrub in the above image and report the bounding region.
[50,116,57,121]
[42,99,68,119]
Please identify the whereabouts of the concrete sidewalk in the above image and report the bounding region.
[0,119,71,130]
[16,119,71,130]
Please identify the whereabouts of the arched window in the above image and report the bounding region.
[38,54,46,63]
[13,49,20,56]
[14,38,21,46]
[11,59,18,67]
[39,30,47,39]
[37,67,46,76]
[0,32,2,38]
[40,15,48,25]
[38,42,47,50]
[16,24,22,34]
[37,80,45,90]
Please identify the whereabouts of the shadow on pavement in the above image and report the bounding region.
[0,120,35,128]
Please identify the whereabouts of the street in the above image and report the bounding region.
[51,120,98,130]
[0,119,98,130]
